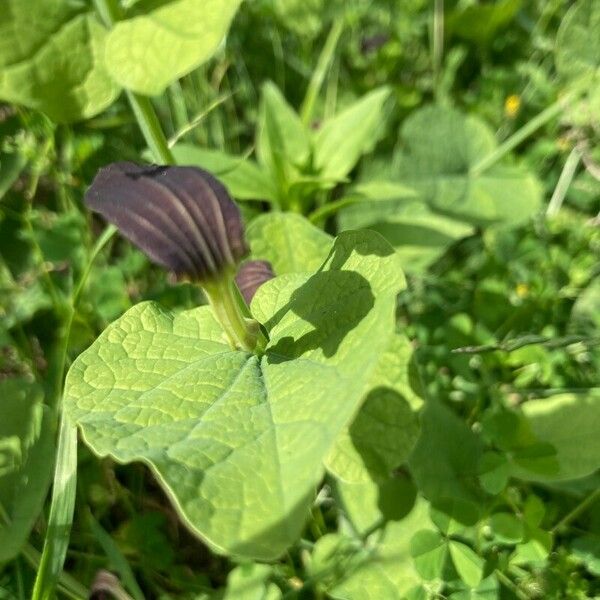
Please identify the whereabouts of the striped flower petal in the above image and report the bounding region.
[235,260,275,304]
[85,162,248,281]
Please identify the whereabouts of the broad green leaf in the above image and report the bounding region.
[326,334,422,483]
[410,529,448,581]
[247,213,332,275]
[257,82,311,181]
[395,105,542,226]
[64,230,405,559]
[0,0,120,122]
[314,88,391,181]
[318,498,432,599]
[0,379,54,562]
[409,401,483,505]
[518,391,600,481]
[339,198,473,273]
[223,563,281,600]
[489,513,524,544]
[447,0,521,45]
[170,144,278,203]
[105,0,243,95]
[351,181,418,202]
[335,473,417,536]
[555,0,600,81]
[448,541,484,588]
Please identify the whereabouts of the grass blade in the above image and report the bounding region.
[32,412,78,600]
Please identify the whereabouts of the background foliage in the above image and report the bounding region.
[0,0,599,598]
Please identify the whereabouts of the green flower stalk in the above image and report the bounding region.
[85,162,266,353]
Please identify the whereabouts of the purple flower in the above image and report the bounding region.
[85,162,248,282]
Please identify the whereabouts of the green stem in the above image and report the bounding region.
[93,0,175,165]
[204,276,267,353]
[552,489,600,534]
[470,96,568,176]
[126,92,175,164]
[300,19,344,125]
[431,0,444,99]
[495,569,528,600]
[546,145,582,217]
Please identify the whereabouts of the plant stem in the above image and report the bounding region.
[431,0,444,99]
[546,145,582,217]
[552,489,600,534]
[204,276,267,353]
[300,19,344,125]
[126,92,175,164]
[470,96,568,176]
[32,412,79,600]
[495,569,528,600]
[93,0,175,165]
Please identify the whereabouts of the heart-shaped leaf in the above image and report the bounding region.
[105,0,243,95]
[64,230,405,559]
[394,105,542,226]
[0,0,120,122]
[326,333,422,484]
[247,213,332,275]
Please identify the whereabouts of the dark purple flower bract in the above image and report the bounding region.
[235,260,275,304]
[85,162,248,281]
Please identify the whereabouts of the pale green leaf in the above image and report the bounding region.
[519,391,600,481]
[170,144,277,203]
[257,82,311,180]
[449,541,484,588]
[314,87,392,181]
[0,379,54,562]
[510,527,552,566]
[319,499,432,599]
[0,0,120,122]
[223,563,281,600]
[326,334,422,483]
[247,212,332,275]
[410,529,448,581]
[339,198,473,273]
[105,0,243,95]
[395,105,542,226]
[335,473,417,536]
[64,230,405,559]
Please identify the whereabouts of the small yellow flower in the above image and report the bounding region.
[556,136,571,152]
[504,94,521,118]
[515,282,529,298]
